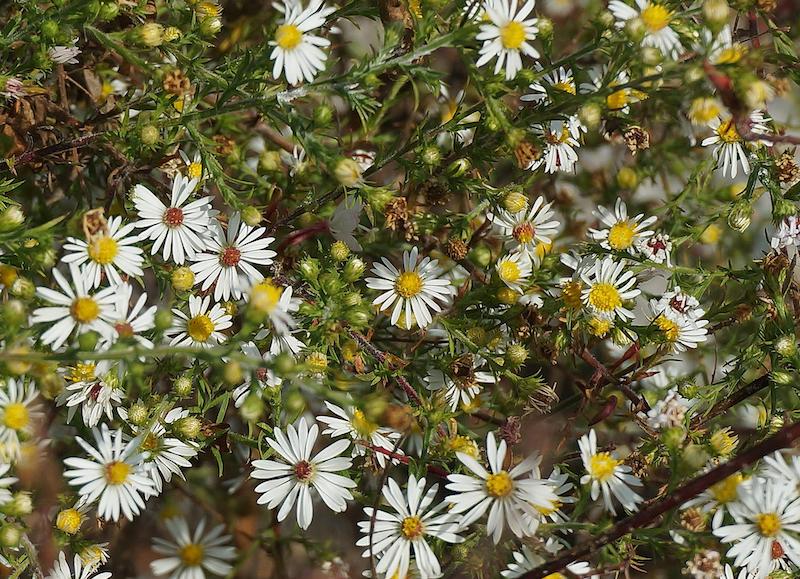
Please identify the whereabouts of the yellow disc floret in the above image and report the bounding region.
[105,460,131,485]
[401,515,424,539]
[588,283,622,313]
[641,3,671,32]
[187,314,214,342]
[71,297,100,324]
[500,21,526,49]
[180,543,205,566]
[395,271,423,298]
[589,452,620,482]
[756,513,782,537]
[276,24,303,50]
[88,237,118,265]
[607,221,636,250]
[486,471,514,497]
[2,402,29,430]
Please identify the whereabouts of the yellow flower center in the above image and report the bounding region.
[641,3,671,32]
[717,119,741,143]
[180,543,205,566]
[553,81,576,95]
[562,280,583,310]
[448,435,479,458]
[689,98,721,125]
[88,237,119,265]
[2,402,29,430]
[67,362,96,383]
[588,283,622,313]
[589,452,620,482]
[187,314,215,342]
[250,280,282,314]
[709,473,742,504]
[536,499,562,516]
[276,23,303,50]
[655,315,680,342]
[56,509,83,535]
[543,574,566,579]
[486,471,514,497]
[351,409,378,438]
[500,21,526,50]
[588,316,613,337]
[187,162,203,180]
[401,515,424,539]
[716,46,745,65]
[71,297,100,324]
[607,221,636,250]
[105,460,131,485]
[498,260,521,284]
[0,265,18,287]
[756,513,782,537]
[395,271,423,298]
[140,432,159,452]
[606,89,630,110]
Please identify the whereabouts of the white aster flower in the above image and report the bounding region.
[502,546,596,579]
[714,477,800,578]
[608,0,682,58]
[636,232,672,265]
[270,0,336,86]
[580,257,641,321]
[763,452,800,490]
[356,475,464,579]
[589,199,657,254]
[233,341,282,407]
[151,517,237,579]
[318,400,403,468]
[46,552,111,579]
[0,462,17,505]
[645,387,691,430]
[648,289,709,352]
[579,428,643,515]
[166,295,233,348]
[424,354,498,412]
[247,279,298,336]
[683,472,749,529]
[365,247,455,329]
[49,39,81,65]
[59,361,121,427]
[63,424,156,522]
[131,174,215,264]
[771,216,800,252]
[701,112,770,179]
[329,196,364,251]
[496,251,533,294]
[137,409,198,494]
[489,196,560,256]
[62,216,144,289]
[0,378,41,462]
[190,213,277,301]
[446,431,558,543]
[251,417,356,529]
[179,150,205,182]
[528,116,585,173]
[476,0,540,81]
[31,265,117,350]
[520,65,577,106]
[100,283,156,349]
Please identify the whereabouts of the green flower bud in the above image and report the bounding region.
[446,158,471,177]
[77,331,99,352]
[505,343,528,368]
[703,0,730,29]
[274,353,295,375]
[174,375,193,397]
[171,266,195,291]
[625,18,646,43]
[176,416,202,439]
[774,335,797,357]
[0,206,24,232]
[241,206,263,227]
[137,23,164,47]
[727,200,752,232]
[420,145,442,167]
[343,257,366,282]
[140,125,160,147]
[662,426,686,450]
[578,102,602,130]
[469,244,492,268]
[259,150,282,172]
[41,19,60,40]
[128,402,149,426]
[9,277,34,300]
[199,16,222,37]
[240,393,265,422]
[154,309,173,331]
[314,104,334,126]
[2,300,26,327]
[7,492,33,517]
[98,2,120,22]
[334,158,363,188]
[223,361,244,385]
[331,240,350,261]
[0,524,21,548]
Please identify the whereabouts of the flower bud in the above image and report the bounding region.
[241,206,262,226]
[497,287,518,305]
[446,158,471,177]
[537,17,553,40]
[241,393,265,422]
[140,125,160,146]
[578,102,602,130]
[420,145,441,167]
[331,240,350,261]
[56,508,84,535]
[624,18,646,43]
[298,257,320,282]
[334,158,363,188]
[313,104,333,126]
[469,245,492,268]
[727,200,752,232]
[77,331,99,351]
[176,416,202,439]
[274,353,295,375]
[306,351,328,374]
[9,277,34,300]
[174,375,193,397]
[163,26,182,42]
[199,16,222,36]
[170,266,194,291]
[0,206,23,232]
[128,402,149,426]
[154,309,173,331]
[41,19,60,40]
[503,191,528,213]
[138,23,164,47]
[662,426,686,450]
[709,427,738,457]
[774,335,797,357]
[343,257,365,282]
[616,166,639,189]
[223,361,243,385]
[346,308,370,327]
[2,300,26,329]
[7,492,32,517]
[703,0,730,28]
[0,525,21,548]
[259,150,282,172]
[505,343,528,368]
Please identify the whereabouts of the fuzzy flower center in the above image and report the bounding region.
[589,452,620,482]
[56,508,83,534]
[187,314,215,342]
[756,513,782,537]
[553,81,576,95]
[220,246,242,267]
[641,3,671,32]
[3,402,29,430]
[71,297,100,324]
[588,283,622,313]
[606,89,630,111]
[351,409,378,438]
[607,221,636,250]
[400,516,424,540]
[88,237,118,265]
[512,222,535,244]
[294,459,315,483]
[395,271,423,298]
[164,207,185,227]
[562,280,583,310]
[250,280,282,314]
[276,24,303,50]
[655,315,679,342]
[187,162,203,180]
[709,473,742,504]
[716,119,741,143]
[486,471,514,497]
[498,260,522,284]
[105,460,131,485]
[180,543,205,566]
[68,362,96,383]
[500,21,526,50]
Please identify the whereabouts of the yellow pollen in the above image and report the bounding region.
[498,260,522,284]
[88,236,119,265]
[606,89,630,110]
[180,543,205,566]
[562,280,583,310]
[486,471,514,498]
[395,271,423,298]
[2,402,29,430]
[588,317,613,337]
[56,508,83,534]
[187,162,203,180]
[351,409,378,438]
[655,315,680,342]
[716,119,741,143]
[553,81,576,95]
[607,221,636,250]
[187,314,215,342]
[401,515,424,539]
[276,23,303,50]
[542,574,566,579]
[756,513,782,537]
[67,362,96,383]
[689,98,721,125]
[716,46,745,65]
[448,435,479,458]
[536,499,562,516]
[250,280,282,314]
[500,21,526,50]
[105,460,131,485]
[589,452,620,482]
[588,283,622,313]
[641,3,671,32]
[709,473,742,504]
[71,297,100,324]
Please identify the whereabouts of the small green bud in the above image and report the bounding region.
[662,426,686,450]
[2,300,26,327]
[313,104,334,126]
[128,402,149,426]
[77,331,99,352]
[682,443,709,471]
[176,416,202,439]
[625,18,646,43]
[578,102,602,130]
[174,375,193,397]
[420,145,442,167]
[446,158,471,177]
[259,150,282,172]
[241,206,263,227]
[703,0,730,28]
[199,17,222,36]
[0,524,21,548]
[0,206,24,232]
[171,267,195,291]
[98,2,120,21]
[774,335,797,357]
[298,257,321,282]
[223,361,244,385]
[140,125,160,147]
[274,353,295,375]
[6,492,33,517]
[727,200,752,232]
[137,23,164,47]
[469,244,492,268]
[41,19,60,40]
[616,166,639,190]
[9,277,34,300]
[331,240,350,261]
[334,158,363,188]
[505,343,528,368]
[343,257,366,282]
[154,309,173,332]
[346,308,370,327]
[240,393,265,422]
[537,17,553,39]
